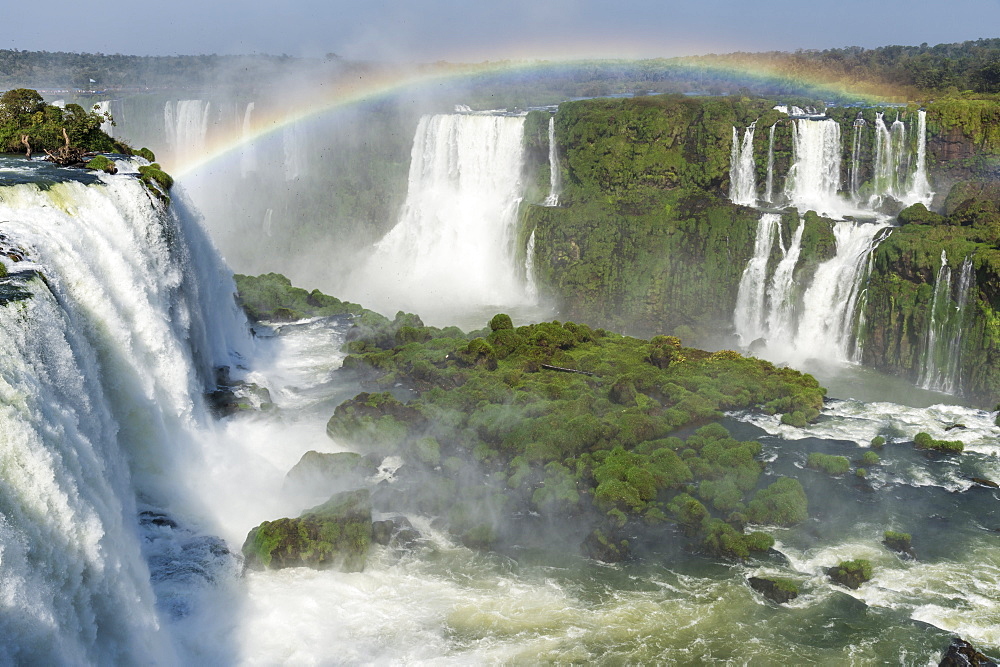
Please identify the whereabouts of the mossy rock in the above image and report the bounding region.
[883,530,915,557]
[748,576,799,604]
[827,559,873,589]
[242,489,373,572]
[84,155,117,174]
[581,527,630,562]
[913,432,964,453]
[134,147,156,162]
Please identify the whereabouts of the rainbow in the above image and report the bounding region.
[173,56,912,178]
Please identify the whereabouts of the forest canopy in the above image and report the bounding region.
[0,87,121,154]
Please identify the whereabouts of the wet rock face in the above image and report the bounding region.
[939,637,999,667]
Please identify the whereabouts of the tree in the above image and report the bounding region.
[0,88,44,122]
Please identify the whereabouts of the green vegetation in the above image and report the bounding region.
[913,432,964,453]
[233,272,371,322]
[137,163,174,201]
[0,88,124,155]
[828,559,874,589]
[806,452,851,476]
[870,436,886,449]
[883,530,913,554]
[860,451,881,466]
[526,95,773,341]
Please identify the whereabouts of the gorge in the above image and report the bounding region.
[1,76,999,664]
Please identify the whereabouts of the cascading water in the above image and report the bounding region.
[733,212,781,344]
[849,115,865,201]
[784,118,843,216]
[871,112,908,204]
[543,115,561,207]
[919,253,974,393]
[764,124,776,204]
[525,229,538,300]
[905,109,934,206]
[793,220,891,362]
[346,113,535,324]
[164,100,210,168]
[0,163,251,663]
[729,123,757,206]
[762,219,805,347]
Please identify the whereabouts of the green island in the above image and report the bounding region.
[237,272,822,567]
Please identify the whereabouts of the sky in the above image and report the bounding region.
[8,0,1000,61]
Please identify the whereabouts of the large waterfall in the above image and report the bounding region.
[734,108,937,370]
[0,164,250,662]
[346,113,535,324]
[729,123,757,206]
[784,118,843,216]
[733,214,891,364]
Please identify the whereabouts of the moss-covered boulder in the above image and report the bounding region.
[84,154,117,174]
[827,559,873,589]
[748,576,799,604]
[242,489,373,572]
[913,431,965,453]
[326,391,422,455]
[883,530,915,557]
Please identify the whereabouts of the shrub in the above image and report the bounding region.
[870,436,886,449]
[746,478,808,526]
[807,452,851,475]
[861,451,881,466]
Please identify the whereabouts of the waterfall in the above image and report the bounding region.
[792,221,890,362]
[763,219,805,347]
[525,229,538,300]
[729,123,757,206]
[0,170,251,662]
[543,116,561,206]
[240,102,257,177]
[349,113,533,321]
[784,118,842,216]
[733,212,781,344]
[904,109,934,207]
[919,253,974,393]
[849,115,865,201]
[764,124,776,204]
[164,100,210,167]
[736,213,889,364]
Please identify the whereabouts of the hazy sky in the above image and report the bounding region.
[9,0,1000,61]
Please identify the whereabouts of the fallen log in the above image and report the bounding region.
[540,364,596,377]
